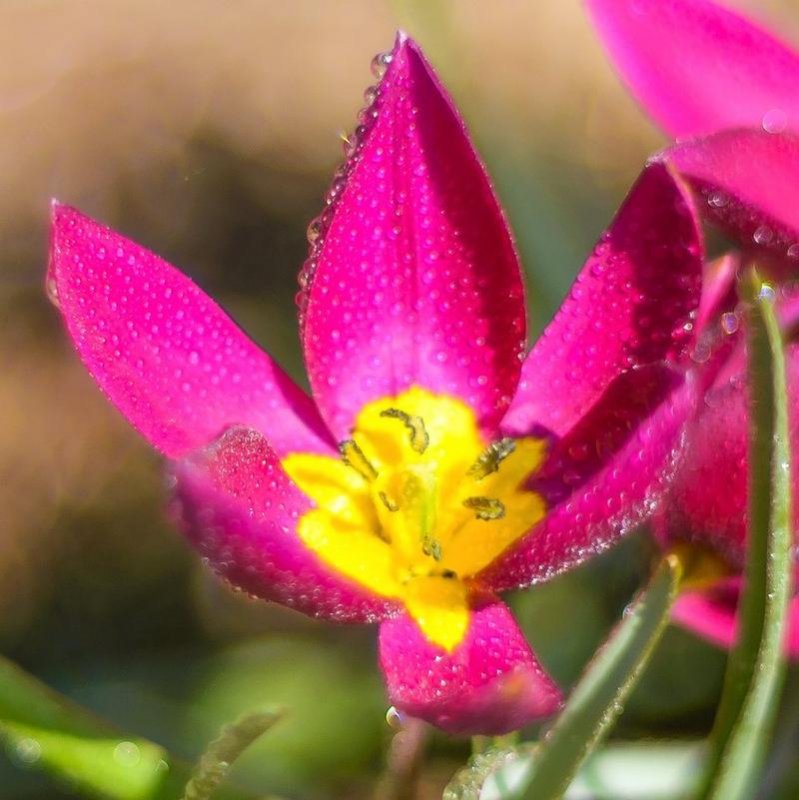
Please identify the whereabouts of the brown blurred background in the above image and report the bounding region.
[2,1,799,797]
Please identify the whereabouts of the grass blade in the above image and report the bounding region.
[181,708,284,800]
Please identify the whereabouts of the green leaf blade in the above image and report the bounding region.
[485,556,681,800]
[0,654,260,800]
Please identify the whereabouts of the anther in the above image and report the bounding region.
[379,408,429,453]
[463,496,506,521]
[379,491,399,512]
[468,438,516,479]
[339,439,377,481]
[441,569,457,579]
[422,536,443,561]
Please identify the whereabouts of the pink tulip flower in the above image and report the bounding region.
[587,0,799,653]
[47,34,705,734]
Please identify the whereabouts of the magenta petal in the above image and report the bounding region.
[658,130,799,277]
[49,203,334,458]
[379,597,561,735]
[503,163,702,438]
[673,579,799,660]
[487,364,698,591]
[586,0,799,138]
[301,36,526,440]
[170,426,397,622]
[695,254,739,340]
[664,334,799,566]
[665,372,749,564]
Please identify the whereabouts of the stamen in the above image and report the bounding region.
[423,536,442,561]
[379,408,429,453]
[379,491,399,512]
[463,496,506,521]
[339,439,378,481]
[468,438,516,479]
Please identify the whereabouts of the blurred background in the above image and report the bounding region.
[2,0,799,797]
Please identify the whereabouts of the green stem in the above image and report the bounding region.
[699,273,793,800]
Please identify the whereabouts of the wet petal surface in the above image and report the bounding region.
[379,596,561,735]
[658,130,799,278]
[49,203,333,458]
[171,426,397,622]
[301,36,526,440]
[503,163,702,438]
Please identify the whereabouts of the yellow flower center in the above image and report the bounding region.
[282,387,546,651]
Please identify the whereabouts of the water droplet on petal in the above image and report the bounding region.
[307,217,323,245]
[721,311,739,335]
[754,225,774,245]
[762,108,788,134]
[707,191,729,209]
[46,276,61,307]
[371,51,393,79]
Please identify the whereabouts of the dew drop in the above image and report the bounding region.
[707,191,729,209]
[721,311,739,335]
[753,225,774,245]
[46,276,61,308]
[114,741,141,767]
[762,108,788,134]
[306,217,323,245]
[371,51,393,79]
[13,738,41,766]
[759,283,776,302]
[363,85,378,105]
[385,706,406,729]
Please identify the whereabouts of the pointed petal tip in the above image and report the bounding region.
[379,600,561,735]
[302,20,526,438]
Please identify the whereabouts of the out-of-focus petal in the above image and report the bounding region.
[673,578,799,659]
[379,595,561,735]
[586,0,799,138]
[170,426,398,622]
[485,364,698,591]
[300,35,526,440]
[48,203,334,459]
[662,334,799,567]
[657,130,799,278]
[503,163,702,438]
